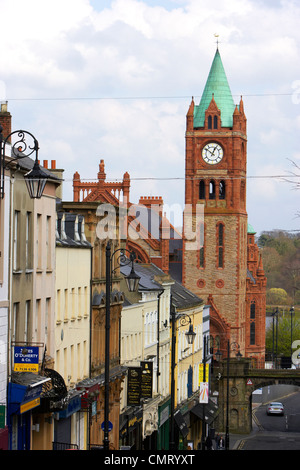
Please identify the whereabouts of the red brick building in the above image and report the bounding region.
[182,48,266,366]
[71,48,267,367]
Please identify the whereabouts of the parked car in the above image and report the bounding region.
[266,402,284,415]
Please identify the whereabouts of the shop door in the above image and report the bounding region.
[54,417,71,449]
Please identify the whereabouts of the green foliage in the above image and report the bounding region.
[266,288,288,305]
[258,230,300,305]
[266,314,300,357]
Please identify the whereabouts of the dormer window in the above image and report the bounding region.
[207,115,218,129]
[208,115,212,129]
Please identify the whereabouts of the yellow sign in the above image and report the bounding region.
[14,363,39,373]
[20,398,40,414]
[199,364,209,384]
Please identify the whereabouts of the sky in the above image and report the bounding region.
[0,0,299,236]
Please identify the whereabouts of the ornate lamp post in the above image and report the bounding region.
[103,242,140,451]
[225,340,242,451]
[0,127,49,199]
[170,299,196,450]
[290,306,295,362]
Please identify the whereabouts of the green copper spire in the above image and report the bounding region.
[194,48,235,128]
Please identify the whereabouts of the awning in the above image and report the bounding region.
[174,410,189,438]
[58,389,82,419]
[8,372,51,415]
[190,400,219,425]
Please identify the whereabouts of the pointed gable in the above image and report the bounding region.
[194,48,235,128]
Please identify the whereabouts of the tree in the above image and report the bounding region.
[266,315,300,358]
[266,288,288,305]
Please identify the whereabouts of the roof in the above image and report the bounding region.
[121,262,166,292]
[56,212,92,248]
[194,48,235,128]
[121,261,203,309]
[171,279,203,310]
[247,223,256,234]
[14,153,61,181]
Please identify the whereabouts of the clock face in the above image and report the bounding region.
[202,142,223,165]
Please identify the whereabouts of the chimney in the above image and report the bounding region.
[0,101,12,142]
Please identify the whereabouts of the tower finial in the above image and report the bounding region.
[214,33,220,49]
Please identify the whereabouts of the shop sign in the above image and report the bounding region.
[0,405,5,428]
[20,398,40,414]
[14,346,39,373]
[199,382,209,404]
[127,368,141,406]
[199,363,209,384]
[127,362,153,406]
[140,362,153,400]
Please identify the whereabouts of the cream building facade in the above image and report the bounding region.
[55,211,92,449]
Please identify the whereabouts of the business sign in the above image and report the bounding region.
[199,382,209,404]
[127,362,153,406]
[14,346,39,373]
[20,398,40,414]
[127,367,141,406]
[199,363,209,384]
[141,361,153,400]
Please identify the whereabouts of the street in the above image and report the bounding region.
[234,390,300,450]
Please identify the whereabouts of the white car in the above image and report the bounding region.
[266,402,284,416]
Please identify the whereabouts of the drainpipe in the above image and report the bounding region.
[156,289,164,394]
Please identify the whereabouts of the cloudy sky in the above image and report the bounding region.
[1,0,299,236]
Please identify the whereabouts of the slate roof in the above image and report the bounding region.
[121,261,203,309]
[56,212,92,248]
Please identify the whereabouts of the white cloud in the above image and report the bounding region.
[1,0,300,234]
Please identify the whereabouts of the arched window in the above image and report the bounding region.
[209,180,216,199]
[214,115,218,129]
[250,301,256,345]
[199,180,205,199]
[217,223,224,268]
[219,180,225,199]
[199,221,205,268]
[208,115,212,129]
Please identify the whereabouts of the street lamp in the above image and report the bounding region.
[103,241,140,451]
[170,299,196,450]
[290,306,295,362]
[225,340,242,451]
[0,127,49,199]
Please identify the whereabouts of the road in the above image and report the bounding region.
[233,391,300,450]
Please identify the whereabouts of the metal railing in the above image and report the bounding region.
[52,441,79,450]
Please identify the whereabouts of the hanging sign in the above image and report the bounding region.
[14,346,39,373]
[199,382,209,404]
[127,367,141,406]
[199,363,209,385]
[141,361,153,399]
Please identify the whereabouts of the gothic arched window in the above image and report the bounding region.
[208,115,212,129]
[217,222,224,268]
[219,180,225,199]
[209,181,216,199]
[199,180,205,199]
[250,301,256,345]
[214,115,218,129]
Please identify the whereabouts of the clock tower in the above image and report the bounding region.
[183,48,266,364]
